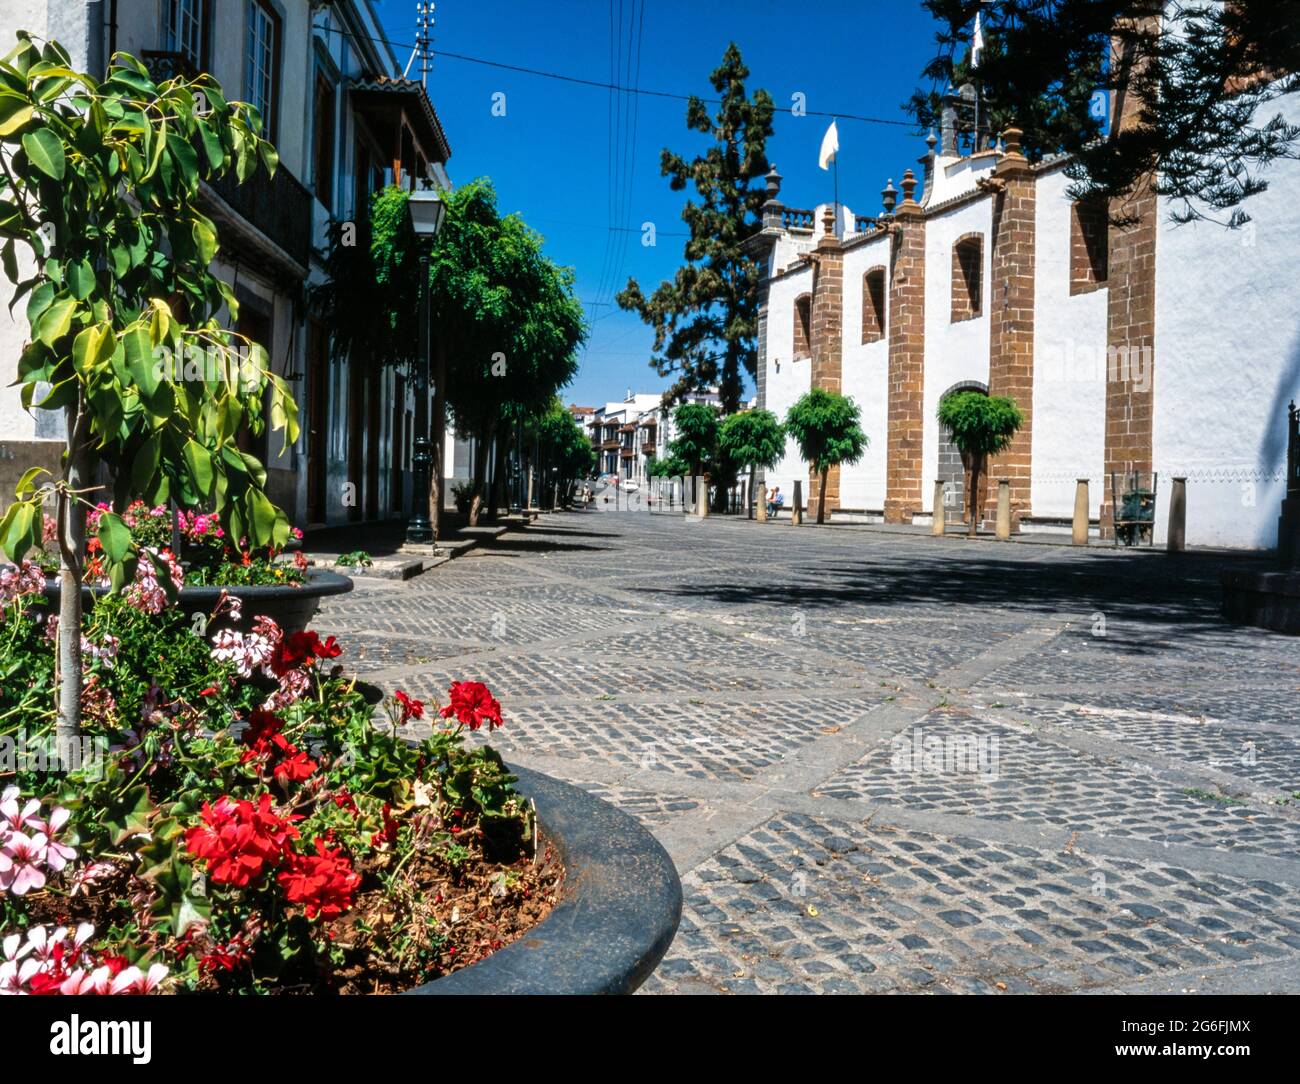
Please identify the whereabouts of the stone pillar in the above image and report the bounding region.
[984,128,1036,531]
[696,476,709,518]
[932,480,946,536]
[886,169,926,523]
[1101,9,1160,538]
[995,479,1012,540]
[1167,476,1187,552]
[757,481,767,522]
[809,205,844,518]
[1073,479,1090,546]
[791,479,803,525]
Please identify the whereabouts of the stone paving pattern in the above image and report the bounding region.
[316,510,1300,994]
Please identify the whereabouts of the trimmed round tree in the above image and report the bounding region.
[718,408,784,519]
[936,391,1024,537]
[784,390,868,524]
[668,402,719,478]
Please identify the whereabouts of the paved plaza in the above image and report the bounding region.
[317,511,1300,995]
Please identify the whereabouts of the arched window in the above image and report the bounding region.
[861,267,886,343]
[1070,199,1108,294]
[793,293,812,359]
[951,234,983,322]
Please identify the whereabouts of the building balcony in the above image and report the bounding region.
[204,161,314,274]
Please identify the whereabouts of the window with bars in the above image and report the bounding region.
[245,0,280,140]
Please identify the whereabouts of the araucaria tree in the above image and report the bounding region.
[617,44,774,412]
[0,36,293,754]
[908,1,1300,226]
[718,408,784,519]
[784,390,868,525]
[936,391,1024,537]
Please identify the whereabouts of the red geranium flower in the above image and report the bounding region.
[241,708,283,747]
[394,690,424,725]
[270,735,318,786]
[277,839,361,920]
[270,630,342,676]
[439,681,503,731]
[184,795,300,887]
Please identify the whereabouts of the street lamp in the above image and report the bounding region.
[405,184,446,544]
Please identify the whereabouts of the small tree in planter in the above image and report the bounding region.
[784,390,868,524]
[718,408,784,519]
[936,391,1024,538]
[0,35,295,754]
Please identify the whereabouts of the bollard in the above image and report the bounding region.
[1073,478,1089,546]
[696,476,709,518]
[996,479,1011,541]
[1167,476,1187,552]
[791,480,803,525]
[932,480,946,536]
[757,479,767,522]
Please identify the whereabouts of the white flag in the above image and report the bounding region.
[818,119,839,170]
[971,11,984,68]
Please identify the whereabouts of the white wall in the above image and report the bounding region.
[838,233,891,510]
[921,197,993,514]
[1031,167,1108,520]
[763,263,814,503]
[1153,87,1300,549]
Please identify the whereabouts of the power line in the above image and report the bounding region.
[315,22,920,129]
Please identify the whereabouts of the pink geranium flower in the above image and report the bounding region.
[0,832,49,895]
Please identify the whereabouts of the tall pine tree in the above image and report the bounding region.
[617,44,774,413]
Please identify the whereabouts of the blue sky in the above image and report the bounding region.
[369,0,955,407]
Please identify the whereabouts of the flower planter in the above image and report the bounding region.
[42,569,353,636]
[409,765,682,995]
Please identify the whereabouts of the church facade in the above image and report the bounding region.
[752,89,1300,550]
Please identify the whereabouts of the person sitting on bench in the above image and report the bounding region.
[766,487,784,519]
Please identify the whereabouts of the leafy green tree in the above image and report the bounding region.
[439,183,585,524]
[908,1,1300,226]
[936,390,1024,537]
[646,454,687,479]
[0,35,291,752]
[667,402,720,478]
[616,44,774,412]
[784,390,868,525]
[524,399,595,507]
[317,180,585,531]
[718,408,784,519]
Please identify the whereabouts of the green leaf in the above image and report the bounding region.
[34,296,75,346]
[192,217,216,265]
[13,466,47,498]
[66,258,95,300]
[132,433,161,494]
[123,324,159,396]
[96,510,133,563]
[0,500,37,562]
[21,127,64,179]
[183,439,213,497]
[165,131,198,188]
[246,488,278,547]
[33,376,78,411]
[24,279,53,324]
[0,93,32,137]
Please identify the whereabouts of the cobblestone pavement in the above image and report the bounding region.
[316,510,1300,995]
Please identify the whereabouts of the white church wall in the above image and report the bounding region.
[763,264,814,505]
[1031,167,1108,521]
[839,234,891,510]
[1153,87,1300,549]
[921,196,993,516]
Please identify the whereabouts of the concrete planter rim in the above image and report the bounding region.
[408,764,682,995]
[42,568,354,603]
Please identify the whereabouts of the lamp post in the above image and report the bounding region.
[404,185,446,544]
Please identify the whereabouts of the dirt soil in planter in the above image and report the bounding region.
[23,829,564,995]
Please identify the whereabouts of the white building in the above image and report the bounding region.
[588,391,664,484]
[0,1,458,529]
[753,71,1300,549]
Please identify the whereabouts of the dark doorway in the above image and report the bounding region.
[306,319,328,524]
